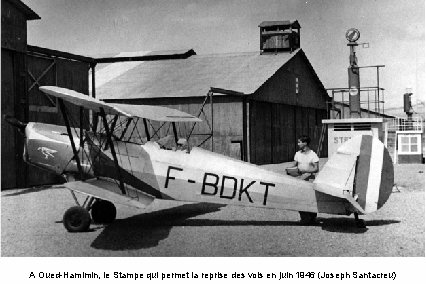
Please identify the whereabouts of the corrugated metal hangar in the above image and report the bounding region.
[94,21,330,165]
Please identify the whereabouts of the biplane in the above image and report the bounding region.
[5,86,394,232]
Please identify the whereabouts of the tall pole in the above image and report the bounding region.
[348,43,361,118]
[346,28,361,118]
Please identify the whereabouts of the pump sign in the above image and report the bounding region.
[346,28,360,42]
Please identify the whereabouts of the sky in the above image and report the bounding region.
[22,0,425,109]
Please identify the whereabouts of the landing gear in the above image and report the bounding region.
[354,213,366,228]
[299,211,317,225]
[62,193,117,232]
[63,206,91,232]
[91,199,117,224]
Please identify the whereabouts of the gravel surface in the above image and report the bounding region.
[1,164,424,257]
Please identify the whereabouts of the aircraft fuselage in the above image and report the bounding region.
[24,122,352,215]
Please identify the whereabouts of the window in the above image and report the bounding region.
[295,77,299,95]
[398,134,421,154]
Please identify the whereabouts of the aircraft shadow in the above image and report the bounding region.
[318,217,401,233]
[91,202,226,251]
[91,204,401,251]
[2,185,56,197]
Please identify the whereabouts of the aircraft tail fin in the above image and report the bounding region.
[314,135,394,214]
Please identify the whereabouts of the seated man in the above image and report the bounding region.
[289,135,319,181]
[287,135,320,224]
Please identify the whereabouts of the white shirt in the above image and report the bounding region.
[294,150,319,173]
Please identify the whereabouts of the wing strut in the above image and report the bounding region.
[58,99,86,180]
[172,122,179,144]
[110,115,119,136]
[79,107,84,147]
[104,115,119,150]
[119,118,133,141]
[99,108,126,195]
[143,118,151,141]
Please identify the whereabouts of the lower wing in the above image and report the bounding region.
[56,178,155,209]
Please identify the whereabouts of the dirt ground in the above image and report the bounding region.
[1,163,424,257]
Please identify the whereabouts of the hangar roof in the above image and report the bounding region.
[94,48,324,100]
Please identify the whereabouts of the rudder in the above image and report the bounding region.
[314,135,394,214]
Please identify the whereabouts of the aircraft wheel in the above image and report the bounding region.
[299,212,317,225]
[91,200,117,224]
[63,206,91,232]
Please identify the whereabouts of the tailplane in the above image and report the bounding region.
[314,135,394,214]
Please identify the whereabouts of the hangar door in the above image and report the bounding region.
[26,53,90,186]
[1,48,90,189]
[249,101,327,165]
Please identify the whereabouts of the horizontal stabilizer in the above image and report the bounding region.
[314,152,358,198]
[58,178,155,209]
[342,192,366,214]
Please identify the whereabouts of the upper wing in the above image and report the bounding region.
[39,86,130,116]
[39,86,201,122]
[109,103,202,122]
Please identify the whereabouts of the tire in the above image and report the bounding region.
[299,211,317,224]
[91,200,117,224]
[63,206,91,232]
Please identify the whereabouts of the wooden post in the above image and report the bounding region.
[242,98,248,162]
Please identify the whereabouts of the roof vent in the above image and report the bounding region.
[259,20,301,54]
[334,123,352,131]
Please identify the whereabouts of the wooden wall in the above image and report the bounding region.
[249,101,327,165]
[252,51,329,110]
[1,0,28,52]
[1,49,27,188]
[248,51,329,165]
[1,0,29,188]
[26,54,90,186]
[1,50,90,188]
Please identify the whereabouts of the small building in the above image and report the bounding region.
[386,100,425,164]
[95,20,330,165]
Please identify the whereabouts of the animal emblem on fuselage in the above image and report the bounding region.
[37,147,57,159]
